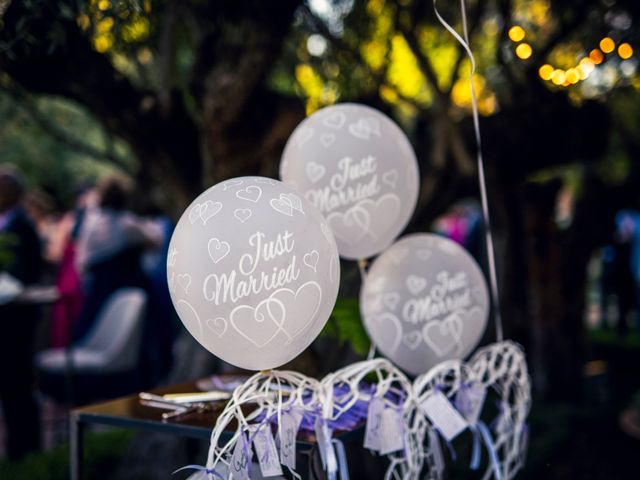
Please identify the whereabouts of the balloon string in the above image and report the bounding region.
[358,258,377,360]
[433,0,504,342]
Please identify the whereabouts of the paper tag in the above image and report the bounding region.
[378,407,405,455]
[314,416,337,473]
[251,425,283,478]
[229,432,252,480]
[421,391,468,441]
[454,384,486,424]
[428,428,445,477]
[279,408,304,470]
[364,396,385,451]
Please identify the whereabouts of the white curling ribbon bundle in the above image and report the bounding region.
[189,342,529,480]
[413,341,531,480]
[204,370,322,479]
[319,359,420,480]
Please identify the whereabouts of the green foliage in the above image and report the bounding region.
[0,429,133,480]
[322,297,371,357]
[0,90,133,208]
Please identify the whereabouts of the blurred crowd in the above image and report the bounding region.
[0,165,177,461]
[599,209,640,336]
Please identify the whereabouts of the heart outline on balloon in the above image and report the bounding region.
[229,281,322,348]
[234,208,252,223]
[236,186,262,203]
[303,250,320,272]
[422,310,466,357]
[206,317,228,338]
[369,312,402,354]
[207,237,231,264]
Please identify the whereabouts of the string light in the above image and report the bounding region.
[527,32,632,88]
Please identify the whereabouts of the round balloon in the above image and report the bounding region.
[280,103,419,260]
[360,233,489,375]
[167,177,340,370]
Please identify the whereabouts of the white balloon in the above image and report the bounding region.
[280,103,419,260]
[360,234,489,376]
[167,177,340,370]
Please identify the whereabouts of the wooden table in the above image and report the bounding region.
[70,380,363,479]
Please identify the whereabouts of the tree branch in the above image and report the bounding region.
[3,83,131,170]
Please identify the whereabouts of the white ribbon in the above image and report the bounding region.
[433,0,504,342]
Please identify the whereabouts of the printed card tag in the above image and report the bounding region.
[378,407,405,455]
[364,396,385,452]
[279,408,304,470]
[428,428,445,477]
[229,432,252,480]
[421,391,468,441]
[454,383,486,424]
[251,425,283,478]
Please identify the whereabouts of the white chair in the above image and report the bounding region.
[37,288,147,375]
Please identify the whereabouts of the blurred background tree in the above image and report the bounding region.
[2,0,640,402]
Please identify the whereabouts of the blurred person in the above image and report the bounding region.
[44,184,95,348]
[615,209,640,335]
[0,166,43,460]
[434,203,468,245]
[24,189,58,249]
[73,176,162,342]
[134,196,178,384]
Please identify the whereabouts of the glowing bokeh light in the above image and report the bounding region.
[508,26,526,42]
[579,57,595,74]
[551,69,566,85]
[600,37,615,54]
[539,64,554,80]
[565,68,580,84]
[618,43,633,60]
[516,43,533,60]
[576,65,589,80]
[589,49,604,65]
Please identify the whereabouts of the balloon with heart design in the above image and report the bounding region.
[167,176,340,370]
[360,233,490,375]
[280,103,419,260]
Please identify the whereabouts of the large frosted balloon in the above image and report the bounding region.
[280,103,419,260]
[167,177,340,370]
[360,234,489,375]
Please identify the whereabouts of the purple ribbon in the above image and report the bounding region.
[469,422,502,480]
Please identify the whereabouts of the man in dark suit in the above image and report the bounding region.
[0,166,43,460]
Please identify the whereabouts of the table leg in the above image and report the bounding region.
[70,412,84,480]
